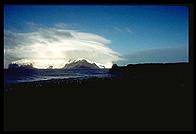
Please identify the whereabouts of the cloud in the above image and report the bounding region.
[54,23,79,29]
[113,27,122,32]
[113,27,133,33]
[116,47,188,65]
[4,27,121,69]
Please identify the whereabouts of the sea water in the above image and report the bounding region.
[4,69,111,84]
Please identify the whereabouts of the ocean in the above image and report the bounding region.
[4,69,111,84]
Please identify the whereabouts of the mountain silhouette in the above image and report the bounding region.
[8,63,35,70]
[63,59,100,69]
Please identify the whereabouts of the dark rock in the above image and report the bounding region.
[48,66,53,69]
[8,63,19,69]
[8,63,35,70]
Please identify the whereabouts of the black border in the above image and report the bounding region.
[2,0,195,5]
[2,0,194,132]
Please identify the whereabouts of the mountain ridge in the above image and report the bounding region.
[63,59,100,69]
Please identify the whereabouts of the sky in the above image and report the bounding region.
[4,5,189,68]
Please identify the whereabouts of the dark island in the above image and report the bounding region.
[4,63,193,131]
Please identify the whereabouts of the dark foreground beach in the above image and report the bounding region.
[4,63,193,131]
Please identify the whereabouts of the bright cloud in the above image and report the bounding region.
[4,27,121,69]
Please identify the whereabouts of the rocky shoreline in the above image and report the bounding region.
[4,63,193,131]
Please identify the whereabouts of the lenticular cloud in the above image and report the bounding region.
[4,28,121,69]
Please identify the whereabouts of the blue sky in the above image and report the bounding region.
[4,5,189,68]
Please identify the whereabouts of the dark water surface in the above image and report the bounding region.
[4,69,111,84]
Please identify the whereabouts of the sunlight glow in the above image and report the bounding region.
[5,28,121,69]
